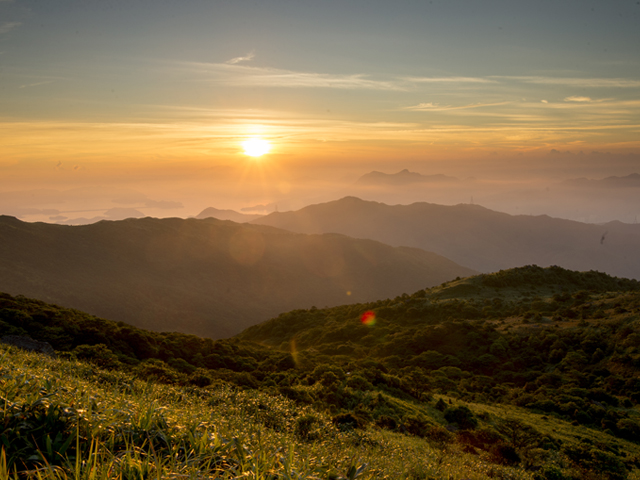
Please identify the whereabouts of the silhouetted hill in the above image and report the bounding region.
[0,215,474,338]
[563,173,640,188]
[195,207,263,222]
[252,196,640,279]
[356,169,458,186]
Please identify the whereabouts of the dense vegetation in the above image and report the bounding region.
[2,265,640,479]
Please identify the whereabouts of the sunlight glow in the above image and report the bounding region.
[242,137,271,157]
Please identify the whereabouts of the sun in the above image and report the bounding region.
[242,137,271,157]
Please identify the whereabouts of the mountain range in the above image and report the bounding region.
[563,173,640,188]
[355,169,459,186]
[252,196,640,279]
[0,215,474,338]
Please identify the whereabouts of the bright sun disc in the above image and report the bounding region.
[242,138,271,157]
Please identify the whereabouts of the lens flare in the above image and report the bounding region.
[361,310,376,326]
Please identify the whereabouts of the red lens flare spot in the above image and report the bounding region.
[361,310,376,326]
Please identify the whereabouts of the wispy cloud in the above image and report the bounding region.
[564,96,591,102]
[178,61,408,91]
[226,51,256,65]
[495,76,640,88]
[19,80,53,89]
[405,76,496,84]
[0,21,22,34]
[403,101,509,111]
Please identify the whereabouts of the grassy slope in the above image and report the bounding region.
[2,265,640,478]
[2,345,639,480]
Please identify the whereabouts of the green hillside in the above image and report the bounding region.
[2,265,640,479]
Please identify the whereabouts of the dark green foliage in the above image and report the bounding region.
[295,414,321,441]
[426,424,454,446]
[3,264,640,456]
[490,443,521,466]
[443,406,477,430]
[332,412,366,431]
[481,265,640,292]
[563,444,629,480]
[533,466,571,480]
[496,418,541,450]
[375,414,397,430]
[73,343,120,368]
[0,393,76,470]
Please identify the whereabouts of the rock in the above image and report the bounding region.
[1,335,57,359]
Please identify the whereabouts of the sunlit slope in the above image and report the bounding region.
[2,265,640,478]
[252,196,640,279]
[238,264,640,352]
[0,215,474,338]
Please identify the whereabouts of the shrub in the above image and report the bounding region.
[295,414,320,441]
[73,343,120,368]
[188,368,212,387]
[332,412,366,431]
[434,398,447,411]
[533,466,570,480]
[490,443,521,466]
[402,414,430,437]
[443,406,477,430]
[562,445,628,480]
[426,425,453,445]
[137,359,184,384]
[345,374,374,391]
[375,415,397,430]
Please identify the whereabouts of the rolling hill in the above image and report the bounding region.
[2,265,640,479]
[252,196,640,279]
[0,215,474,338]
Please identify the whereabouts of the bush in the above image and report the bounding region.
[73,343,120,368]
[332,412,366,431]
[533,466,570,480]
[188,368,213,387]
[562,445,628,480]
[375,415,397,430]
[443,406,477,430]
[295,414,320,441]
[345,374,374,391]
[402,414,430,437]
[490,443,520,466]
[434,398,447,411]
[425,425,453,447]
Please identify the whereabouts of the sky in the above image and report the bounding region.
[1,0,640,223]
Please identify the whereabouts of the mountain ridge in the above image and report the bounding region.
[252,196,640,279]
[0,214,475,338]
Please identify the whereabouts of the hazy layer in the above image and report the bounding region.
[2,156,639,225]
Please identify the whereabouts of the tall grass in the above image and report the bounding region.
[1,345,638,479]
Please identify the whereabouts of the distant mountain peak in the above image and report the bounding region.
[356,170,458,186]
[563,173,640,188]
[195,207,263,223]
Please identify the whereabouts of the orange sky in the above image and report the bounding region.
[1,1,639,223]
